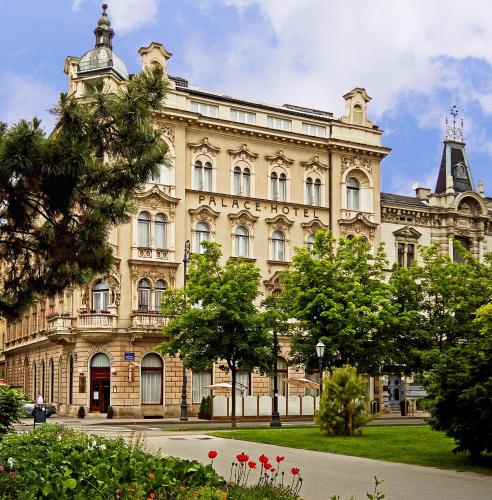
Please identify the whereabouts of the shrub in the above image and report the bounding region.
[316,365,369,436]
[107,406,114,419]
[77,406,85,419]
[0,424,223,499]
[0,387,28,436]
[198,395,212,420]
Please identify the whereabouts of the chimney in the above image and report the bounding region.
[415,187,431,199]
[478,180,485,197]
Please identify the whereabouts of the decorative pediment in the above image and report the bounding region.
[341,154,372,175]
[134,185,179,209]
[188,137,221,157]
[339,213,378,241]
[301,219,329,234]
[263,271,283,293]
[228,144,258,163]
[265,150,295,169]
[228,210,259,231]
[188,205,220,225]
[265,214,294,227]
[300,156,328,173]
[393,226,422,240]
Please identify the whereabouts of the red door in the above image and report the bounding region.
[90,367,110,412]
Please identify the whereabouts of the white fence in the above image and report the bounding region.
[212,395,320,418]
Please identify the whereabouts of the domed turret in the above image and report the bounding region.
[78,3,129,81]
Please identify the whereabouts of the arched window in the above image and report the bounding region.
[243,168,251,196]
[271,230,285,261]
[306,233,315,251]
[154,213,167,249]
[68,355,73,405]
[58,356,63,403]
[194,160,203,190]
[279,173,287,202]
[141,353,163,404]
[40,360,45,399]
[138,278,151,311]
[233,166,241,195]
[204,162,213,191]
[138,211,151,247]
[92,279,110,311]
[154,280,167,312]
[234,226,249,258]
[314,179,321,206]
[32,361,37,400]
[353,104,363,126]
[49,358,54,403]
[306,177,313,205]
[270,172,278,200]
[91,353,110,367]
[346,177,360,210]
[194,222,210,254]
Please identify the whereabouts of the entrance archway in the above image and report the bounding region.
[90,353,111,412]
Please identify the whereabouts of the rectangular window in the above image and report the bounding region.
[191,101,219,118]
[230,109,256,125]
[267,116,292,132]
[397,242,416,267]
[236,372,251,395]
[397,243,405,267]
[407,244,415,266]
[192,370,212,404]
[302,123,326,138]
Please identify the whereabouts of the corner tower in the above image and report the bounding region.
[435,106,474,194]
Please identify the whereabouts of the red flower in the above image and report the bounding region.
[265,462,272,470]
[291,467,300,475]
[208,450,218,459]
[236,452,249,463]
[276,456,285,463]
[259,454,269,464]
[149,472,155,479]
[247,461,257,469]
[271,467,276,473]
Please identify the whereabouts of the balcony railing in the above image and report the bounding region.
[136,248,174,261]
[78,312,116,329]
[46,315,73,331]
[130,311,168,329]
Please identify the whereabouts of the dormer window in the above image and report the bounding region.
[353,104,363,126]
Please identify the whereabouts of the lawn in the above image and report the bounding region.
[211,425,492,475]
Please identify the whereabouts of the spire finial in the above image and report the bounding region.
[445,105,464,142]
[94,3,114,48]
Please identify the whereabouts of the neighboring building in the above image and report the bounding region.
[3,6,492,416]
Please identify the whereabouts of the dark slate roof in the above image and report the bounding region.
[380,193,428,207]
[435,141,473,194]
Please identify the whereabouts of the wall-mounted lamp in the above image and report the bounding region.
[112,385,117,393]
[78,368,84,375]
[111,367,117,375]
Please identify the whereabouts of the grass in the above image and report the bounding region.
[211,425,492,475]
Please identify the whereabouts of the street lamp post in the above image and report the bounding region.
[315,340,326,396]
[180,240,191,422]
[270,329,282,427]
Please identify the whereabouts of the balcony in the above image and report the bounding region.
[130,311,168,337]
[340,209,374,222]
[46,315,75,343]
[77,312,116,343]
[134,247,175,261]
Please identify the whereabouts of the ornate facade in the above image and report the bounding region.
[3,6,492,416]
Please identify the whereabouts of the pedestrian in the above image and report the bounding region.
[36,392,44,405]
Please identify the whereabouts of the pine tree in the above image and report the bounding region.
[0,66,169,319]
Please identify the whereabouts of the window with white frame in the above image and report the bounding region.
[236,371,251,395]
[267,116,292,132]
[230,109,256,125]
[314,179,321,206]
[270,172,287,201]
[191,101,219,118]
[271,230,286,261]
[194,222,211,254]
[192,369,212,403]
[306,233,315,251]
[154,280,167,312]
[233,165,251,196]
[141,353,163,404]
[234,226,249,258]
[137,278,151,311]
[138,211,151,247]
[154,213,167,249]
[302,123,326,138]
[306,177,313,205]
[92,279,110,311]
[194,160,213,191]
[346,177,360,210]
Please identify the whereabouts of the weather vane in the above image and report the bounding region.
[445,105,464,142]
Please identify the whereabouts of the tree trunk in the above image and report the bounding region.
[231,365,237,429]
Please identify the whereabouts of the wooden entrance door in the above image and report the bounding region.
[90,367,110,412]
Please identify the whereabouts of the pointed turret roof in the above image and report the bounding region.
[435,106,474,194]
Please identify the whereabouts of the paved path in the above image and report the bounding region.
[142,433,492,500]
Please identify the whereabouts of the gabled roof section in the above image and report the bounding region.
[380,193,428,207]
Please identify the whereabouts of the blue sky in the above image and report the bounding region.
[1,0,492,195]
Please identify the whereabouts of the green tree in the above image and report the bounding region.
[282,230,395,375]
[317,365,369,436]
[0,387,28,435]
[0,66,169,320]
[424,301,492,458]
[158,241,271,428]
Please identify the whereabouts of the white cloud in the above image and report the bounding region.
[72,0,159,33]
[193,0,492,122]
[0,73,58,133]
